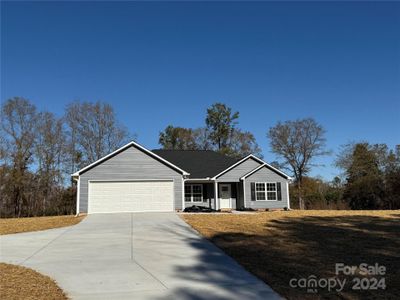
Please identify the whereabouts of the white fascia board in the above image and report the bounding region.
[212,154,281,180]
[240,162,292,180]
[71,141,190,177]
[211,155,259,180]
[240,164,266,180]
[184,178,213,181]
[262,163,292,180]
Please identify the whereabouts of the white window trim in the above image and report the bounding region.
[185,184,203,203]
[255,182,278,201]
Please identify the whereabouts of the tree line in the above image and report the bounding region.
[160,107,400,210]
[269,121,400,210]
[158,103,262,158]
[0,97,133,217]
[1,97,399,217]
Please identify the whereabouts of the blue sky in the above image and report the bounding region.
[1,1,399,180]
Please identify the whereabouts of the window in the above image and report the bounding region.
[185,186,192,202]
[255,183,266,200]
[266,183,277,200]
[185,184,203,202]
[255,182,277,201]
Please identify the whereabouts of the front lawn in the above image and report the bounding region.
[0,263,68,300]
[0,215,85,235]
[182,210,400,299]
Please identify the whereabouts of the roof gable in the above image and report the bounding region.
[214,156,261,181]
[72,141,190,177]
[213,155,291,180]
[241,163,291,180]
[212,155,264,179]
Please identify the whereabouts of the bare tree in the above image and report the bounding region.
[193,127,213,151]
[228,129,263,159]
[64,101,81,176]
[35,112,68,213]
[267,118,329,209]
[0,97,39,216]
[65,101,132,168]
[0,98,132,217]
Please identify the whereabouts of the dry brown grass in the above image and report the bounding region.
[0,263,67,300]
[0,215,85,235]
[182,210,400,300]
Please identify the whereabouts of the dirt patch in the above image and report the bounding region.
[0,263,68,300]
[182,210,400,299]
[0,215,85,235]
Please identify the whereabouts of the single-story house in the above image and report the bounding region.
[72,141,291,214]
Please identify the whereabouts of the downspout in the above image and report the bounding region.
[286,181,291,210]
[74,176,80,217]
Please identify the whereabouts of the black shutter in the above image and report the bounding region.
[277,182,282,201]
[251,182,256,201]
[202,184,208,202]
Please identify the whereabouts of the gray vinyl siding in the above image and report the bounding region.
[78,146,183,213]
[245,166,289,209]
[217,158,261,182]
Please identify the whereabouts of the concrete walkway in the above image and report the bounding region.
[0,213,281,300]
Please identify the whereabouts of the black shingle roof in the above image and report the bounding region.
[152,150,239,178]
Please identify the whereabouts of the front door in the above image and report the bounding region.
[219,184,232,209]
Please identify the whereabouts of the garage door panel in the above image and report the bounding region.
[88,181,174,213]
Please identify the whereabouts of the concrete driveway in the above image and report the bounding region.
[0,213,281,300]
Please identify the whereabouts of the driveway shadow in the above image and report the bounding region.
[152,220,281,300]
[162,214,399,300]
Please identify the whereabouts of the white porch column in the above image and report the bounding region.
[214,181,219,210]
[286,181,291,210]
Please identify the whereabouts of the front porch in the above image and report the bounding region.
[183,180,245,210]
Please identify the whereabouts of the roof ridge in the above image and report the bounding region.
[152,149,216,152]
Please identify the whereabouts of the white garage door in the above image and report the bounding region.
[88,181,174,213]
